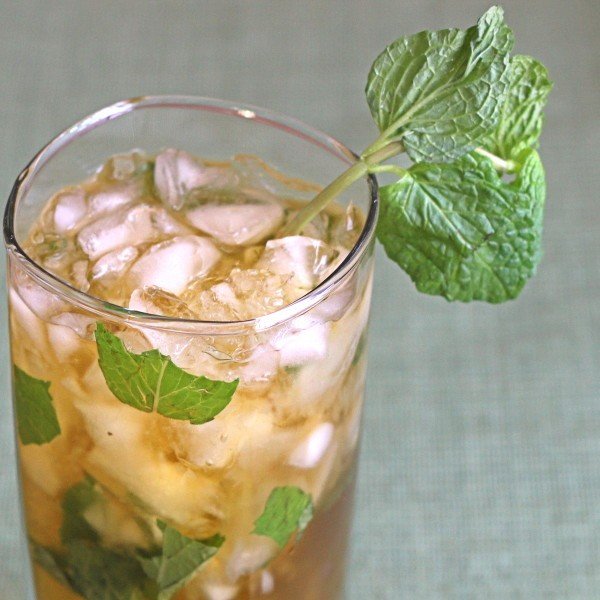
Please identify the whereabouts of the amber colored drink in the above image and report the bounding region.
[7,116,375,600]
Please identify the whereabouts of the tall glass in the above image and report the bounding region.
[4,97,378,600]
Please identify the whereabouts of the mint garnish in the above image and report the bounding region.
[484,54,553,160]
[282,6,552,303]
[138,521,224,600]
[95,323,238,424]
[13,365,61,445]
[365,5,513,163]
[253,486,314,548]
[378,148,545,302]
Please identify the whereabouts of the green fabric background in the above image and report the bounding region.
[0,1,598,598]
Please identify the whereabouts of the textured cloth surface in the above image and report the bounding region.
[0,1,598,598]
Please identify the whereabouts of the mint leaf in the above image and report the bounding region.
[253,486,314,548]
[138,521,224,600]
[35,478,157,599]
[60,476,101,545]
[365,6,513,163]
[66,540,151,600]
[95,323,238,424]
[30,542,72,588]
[13,365,61,445]
[485,54,553,160]
[377,149,545,302]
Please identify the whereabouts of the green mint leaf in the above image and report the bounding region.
[365,6,513,163]
[30,541,72,589]
[95,323,238,424]
[138,521,224,600]
[13,365,61,445]
[484,54,553,160]
[377,148,545,302]
[253,486,314,548]
[60,476,101,545]
[66,540,150,600]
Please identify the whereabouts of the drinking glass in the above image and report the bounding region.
[4,97,378,600]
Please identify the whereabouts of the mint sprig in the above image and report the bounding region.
[484,54,553,160]
[253,486,314,548]
[282,6,552,303]
[366,5,513,163]
[13,365,61,445]
[378,148,545,302]
[95,323,238,424]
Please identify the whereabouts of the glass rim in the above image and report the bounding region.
[3,95,378,335]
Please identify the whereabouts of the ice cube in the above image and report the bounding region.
[53,189,87,233]
[287,282,371,408]
[174,403,277,470]
[308,439,340,504]
[77,204,188,260]
[272,321,330,367]
[129,235,221,295]
[259,236,337,291]
[12,275,67,321]
[9,288,48,350]
[260,570,275,594]
[154,148,235,210]
[128,289,221,379]
[199,583,239,600]
[186,202,284,246]
[289,422,334,469]
[91,246,139,281]
[239,343,280,384]
[187,282,242,322]
[226,537,279,581]
[49,312,97,339]
[47,312,96,363]
[129,287,194,318]
[87,183,138,216]
[77,398,223,537]
[108,154,137,181]
[83,488,153,549]
[71,260,90,292]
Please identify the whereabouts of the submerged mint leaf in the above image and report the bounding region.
[253,486,314,548]
[30,541,72,589]
[365,6,513,163]
[13,365,61,445]
[138,521,224,600]
[66,540,150,600]
[60,476,101,545]
[95,323,238,424]
[484,54,553,160]
[377,149,545,302]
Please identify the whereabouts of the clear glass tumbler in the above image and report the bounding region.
[4,97,378,600]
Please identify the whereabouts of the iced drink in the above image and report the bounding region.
[8,142,374,599]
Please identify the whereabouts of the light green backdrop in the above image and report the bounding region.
[1,1,598,598]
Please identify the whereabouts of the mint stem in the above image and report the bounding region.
[475,147,516,172]
[280,138,513,238]
[280,141,403,236]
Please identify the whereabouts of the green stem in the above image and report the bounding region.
[475,147,516,172]
[368,164,407,178]
[280,141,404,237]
